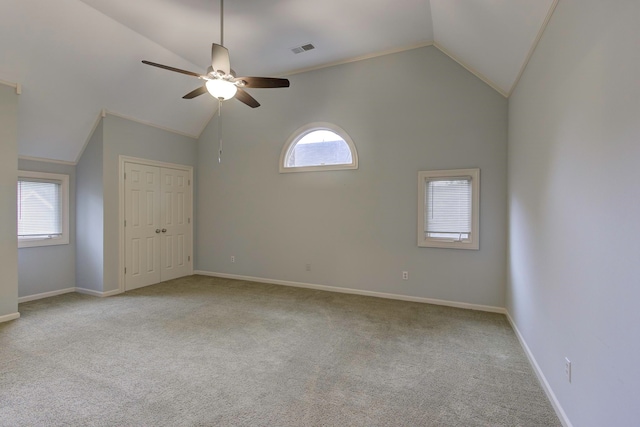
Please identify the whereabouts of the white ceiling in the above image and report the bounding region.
[0,0,556,163]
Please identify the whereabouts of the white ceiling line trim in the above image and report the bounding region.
[281,41,435,77]
[103,110,200,140]
[73,110,105,165]
[75,109,200,164]
[0,79,16,88]
[18,155,76,166]
[433,42,508,98]
[507,0,560,97]
[0,78,21,94]
[195,41,436,139]
[195,40,500,139]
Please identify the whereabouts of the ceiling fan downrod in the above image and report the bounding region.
[219,0,224,47]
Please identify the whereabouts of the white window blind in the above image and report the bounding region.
[18,178,62,239]
[425,177,472,240]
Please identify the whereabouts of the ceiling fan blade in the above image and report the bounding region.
[183,86,208,99]
[236,77,290,88]
[142,60,202,78]
[235,88,260,108]
[211,44,231,75]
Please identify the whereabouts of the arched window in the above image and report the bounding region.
[280,123,358,173]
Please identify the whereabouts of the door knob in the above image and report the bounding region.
[162,229,167,233]
[155,229,161,233]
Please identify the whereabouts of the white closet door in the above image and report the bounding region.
[124,163,161,290]
[160,167,191,281]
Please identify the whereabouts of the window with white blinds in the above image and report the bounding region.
[17,171,69,248]
[418,169,479,250]
[425,177,472,240]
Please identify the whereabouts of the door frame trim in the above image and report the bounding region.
[118,155,194,293]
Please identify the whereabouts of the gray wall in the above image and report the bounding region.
[197,46,508,307]
[507,1,640,425]
[0,84,19,319]
[76,121,104,292]
[75,115,198,293]
[18,159,76,297]
[102,115,198,291]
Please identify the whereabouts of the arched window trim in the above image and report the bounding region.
[279,122,359,173]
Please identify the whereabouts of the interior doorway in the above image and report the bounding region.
[119,156,193,292]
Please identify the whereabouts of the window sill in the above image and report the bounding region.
[418,239,479,250]
[18,237,70,249]
[280,163,358,173]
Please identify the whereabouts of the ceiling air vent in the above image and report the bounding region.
[291,43,315,54]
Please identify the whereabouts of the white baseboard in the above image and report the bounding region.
[18,287,76,303]
[194,270,506,314]
[75,287,123,298]
[505,311,573,427]
[0,312,20,323]
[18,287,122,303]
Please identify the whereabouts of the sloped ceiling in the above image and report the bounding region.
[0,0,557,163]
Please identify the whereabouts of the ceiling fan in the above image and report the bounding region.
[141,0,290,108]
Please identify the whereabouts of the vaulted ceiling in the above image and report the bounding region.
[0,0,557,163]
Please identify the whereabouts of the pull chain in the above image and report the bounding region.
[218,97,223,163]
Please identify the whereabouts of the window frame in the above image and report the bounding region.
[417,168,480,250]
[279,122,358,173]
[17,170,70,248]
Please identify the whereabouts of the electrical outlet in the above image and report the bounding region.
[305,263,311,272]
[231,256,235,263]
[402,271,409,280]
[565,357,571,383]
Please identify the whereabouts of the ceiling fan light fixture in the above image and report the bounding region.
[206,79,237,100]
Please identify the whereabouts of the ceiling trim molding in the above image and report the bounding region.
[433,42,508,98]
[196,42,437,139]
[104,109,200,140]
[507,0,560,97]
[281,41,435,77]
[73,109,105,165]
[0,79,16,88]
[74,108,201,164]
[0,78,21,94]
[18,155,76,166]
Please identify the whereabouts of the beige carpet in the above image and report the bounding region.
[0,275,560,426]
